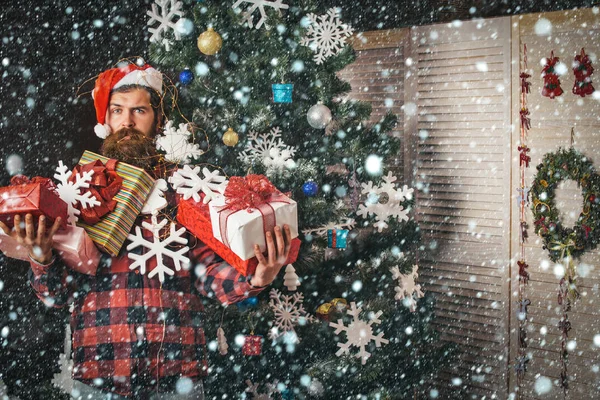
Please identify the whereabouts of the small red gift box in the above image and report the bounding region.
[242,335,263,356]
[177,196,300,277]
[0,176,68,230]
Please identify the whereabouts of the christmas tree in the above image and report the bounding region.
[149,0,458,397]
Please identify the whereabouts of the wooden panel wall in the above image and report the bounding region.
[509,9,600,400]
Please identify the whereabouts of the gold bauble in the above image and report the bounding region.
[222,127,239,147]
[197,27,222,55]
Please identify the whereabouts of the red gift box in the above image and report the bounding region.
[0,177,68,230]
[177,197,300,277]
[242,335,263,356]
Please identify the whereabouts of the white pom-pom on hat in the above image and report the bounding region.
[94,123,111,139]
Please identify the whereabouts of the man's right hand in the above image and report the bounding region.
[0,214,62,264]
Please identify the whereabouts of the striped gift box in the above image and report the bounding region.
[76,151,154,256]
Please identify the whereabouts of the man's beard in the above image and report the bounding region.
[100,127,160,171]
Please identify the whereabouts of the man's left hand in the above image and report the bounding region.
[250,224,292,288]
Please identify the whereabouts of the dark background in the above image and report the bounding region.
[0,0,597,398]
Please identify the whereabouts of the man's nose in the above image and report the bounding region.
[121,112,135,128]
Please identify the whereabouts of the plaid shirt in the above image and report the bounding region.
[28,209,264,398]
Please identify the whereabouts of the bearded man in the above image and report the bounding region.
[0,62,291,400]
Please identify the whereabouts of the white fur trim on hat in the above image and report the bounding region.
[113,67,163,94]
[94,123,111,139]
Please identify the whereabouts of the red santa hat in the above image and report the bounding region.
[92,63,163,139]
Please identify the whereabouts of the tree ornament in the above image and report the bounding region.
[178,68,194,85]
[232,0,289,30]
[268,289,315,341]
[217,326,228,355]
[390,265,425,312]
[155,120,204,164]
[357,171,413,232]
[238,127,297,173]
[242,334,263,356]
[306,103,332,129]
[168,165,227,204]
[302,218,355,238]
[572,48,594,97]
[222,127,239,147]
[272,83,293,103]
[300,8,354,65]
[237,296,259,311]
[141,178,168,215]
[197,27,222,55]
[327,228,348,249]
[541,51,564,99]
[302,180,318,197]
[147,0,184,51]
[329,302,389,364]
[283,264,300,291]
[316,298,348,321]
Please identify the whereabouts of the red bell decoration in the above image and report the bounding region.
[242,334,263,356]
[541,51,564,99]
[572,48,594,97]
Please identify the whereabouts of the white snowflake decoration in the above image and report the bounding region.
[141,179,168,215]
[330,302,389,365]
[356,171,413,232]
[54,161,101,225]
[268,289,315,341]
[52,324,74,395]
[238,127,297,172]
[391,265,425,312]
[126,215,190,282]
[147,0,184,45]
[300,8,354,65]
[245,380,278,400]
[232,0,289,30]
[168,165,227,204]
[302,218,355,237]
[155,120,204,164]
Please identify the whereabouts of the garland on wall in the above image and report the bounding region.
[531,144,600,395]
[514,44,532,395]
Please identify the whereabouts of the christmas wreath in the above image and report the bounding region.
[531,147,600,262]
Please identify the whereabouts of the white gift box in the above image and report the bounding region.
[208,194,298,261]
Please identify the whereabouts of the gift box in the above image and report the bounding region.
[177,197,301,277]
[242,335,263,356]
[327,229,348,249]
[0,176,68,230]
[208,175,298,261]
[76,151,154,256]
[0,225,100,275]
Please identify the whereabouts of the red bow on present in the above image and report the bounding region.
[73,159,123,224]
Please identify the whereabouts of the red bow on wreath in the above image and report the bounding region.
[572,48,594,97]
[542,51,564,99]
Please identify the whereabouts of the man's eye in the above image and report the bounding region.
[135,109,145,114]
[112,109,121,114]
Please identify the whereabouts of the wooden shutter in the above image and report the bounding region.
[338,29,409,183]
[409,17,513,398]
[509,10,600,400]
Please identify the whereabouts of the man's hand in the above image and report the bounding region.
[250,224,292,288]
[0,214,62,264]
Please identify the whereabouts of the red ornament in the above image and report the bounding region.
[242,335,263,356]
[590,194,596,202]
[518,145,531,168]
[518,260,530,284]
[520,72,531,94]
[572,48,594,97]
[520,108,531,131]
[541,51,564,99]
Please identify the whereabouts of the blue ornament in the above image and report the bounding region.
[281,388,294,400]
[327,229,348,249]
[237,297,259,311]
[272,83,294,103]
[302,181,318,197]
[179,69,194,85]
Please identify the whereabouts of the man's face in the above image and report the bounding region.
[105,88,156,136]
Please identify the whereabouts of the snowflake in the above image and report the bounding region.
[390,265,424,312]
[126,215,190,282]
[268,289,315,341]
[300,8,354,65]
[147,0,184,45]
[330,302,389,365]
[155,120,204,164]
[141,179,168,215]
[245,379,278,400]
[238,127,297,172]
[302,218,355,237]
[232,0,289,30]
[356,171,412,232]
[168,165,227,204]
[54,161,101,225]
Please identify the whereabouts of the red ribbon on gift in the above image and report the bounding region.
[10,175,57,190]
[217,175,289,249]
[72,159,123,224]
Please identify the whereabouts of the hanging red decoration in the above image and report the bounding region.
[541,51,564,98]
[572,48,594,97]
[242,335,263,356]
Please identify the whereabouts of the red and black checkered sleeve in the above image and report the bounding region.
[191,240,264,306]
[28,255,86,308]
